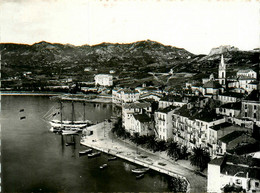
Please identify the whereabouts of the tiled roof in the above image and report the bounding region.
[203,80,222,89]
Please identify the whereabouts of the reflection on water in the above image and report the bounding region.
[1,96,171,192]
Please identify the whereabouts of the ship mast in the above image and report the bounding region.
[60,100,63,127]
[71,101,75,124]
[83,102,86,121]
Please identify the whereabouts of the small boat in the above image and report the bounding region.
[20,116,26,120]
[19,109,24,112]
[131,167,149,174]
[79,149,92,155]
[108,156,117,161]
[136,173,144,179]
[65,142,75,146]
[99,164,108,169]
[88,152,101,158]
[62,130,78,135]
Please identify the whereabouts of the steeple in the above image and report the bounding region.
[219,54,226,69]
[218,54,226,86]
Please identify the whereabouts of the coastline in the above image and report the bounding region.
[0,91,61,96]
[0,91,112,103]
[80,121,207,193]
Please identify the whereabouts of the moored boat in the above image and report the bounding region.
[99,164,108,169]
[79,149,92,155]
[136,173,144,179]
[131,167,149,174]
[65,142,75,146]
[88,152,101,158]
[108,156,117,161]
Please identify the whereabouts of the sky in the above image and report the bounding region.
[0,0,259,54]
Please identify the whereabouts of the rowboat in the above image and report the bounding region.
[79,149,92,155]
[88,152,101,158]
[131,167,149,174]
[100,164,108,169]
[136,173,144,179]
[108,156,117,161]
[65,142,75,146]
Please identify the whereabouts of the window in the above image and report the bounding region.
[254,105,257,110]
[245,112,247,117]
[254,113,257,119]
[255,182,259,188]
[245,104,247,109]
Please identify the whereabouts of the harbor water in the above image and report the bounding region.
[1,95,171,192]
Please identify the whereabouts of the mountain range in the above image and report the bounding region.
[1,40,259,88]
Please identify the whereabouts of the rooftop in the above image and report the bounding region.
[219,92,244,98]
[175,105,223,122]
[203,80,222,89]
[219,102,241,110]
[237,69,255,74]
[221,154,260,180]
[244,90,260,101]
[210,122,233,131]
[123,102,151,109]
[160,95,183,102]
[133,113,152,123]
[157,105,177,113]
[219,131,245,143]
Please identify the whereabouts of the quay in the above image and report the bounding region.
[80,121,207,193]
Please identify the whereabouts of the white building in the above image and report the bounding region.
[94,74,113,86]
[122,102,152,133]
[112,88,140,104]
[129,113,154,136]
[208,154,260,193]
[237,69,257,79]
[154,106,177,141]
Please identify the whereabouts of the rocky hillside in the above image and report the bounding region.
[1,40,194,80]
[0,40,259,90]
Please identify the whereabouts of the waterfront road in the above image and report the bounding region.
[81,121,207,193]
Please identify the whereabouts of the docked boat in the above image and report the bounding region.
[108,156,117,161]
[131,167,149,174]
[65,142,75,146]
[99,164,108,169]
[79,149,92,155]
[136,173,144,179]
[88,152,101,158]
[46,101,92,131]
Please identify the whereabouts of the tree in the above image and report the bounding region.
[156,140,167,152]
[146,135,157,152]
[167,141,181,161]
[190,147,211,171]
[180,145,189,160]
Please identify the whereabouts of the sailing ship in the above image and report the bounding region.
[45,101,92,132]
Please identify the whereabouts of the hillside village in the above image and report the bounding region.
[110,55,260,192]
[1,41,260,192]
